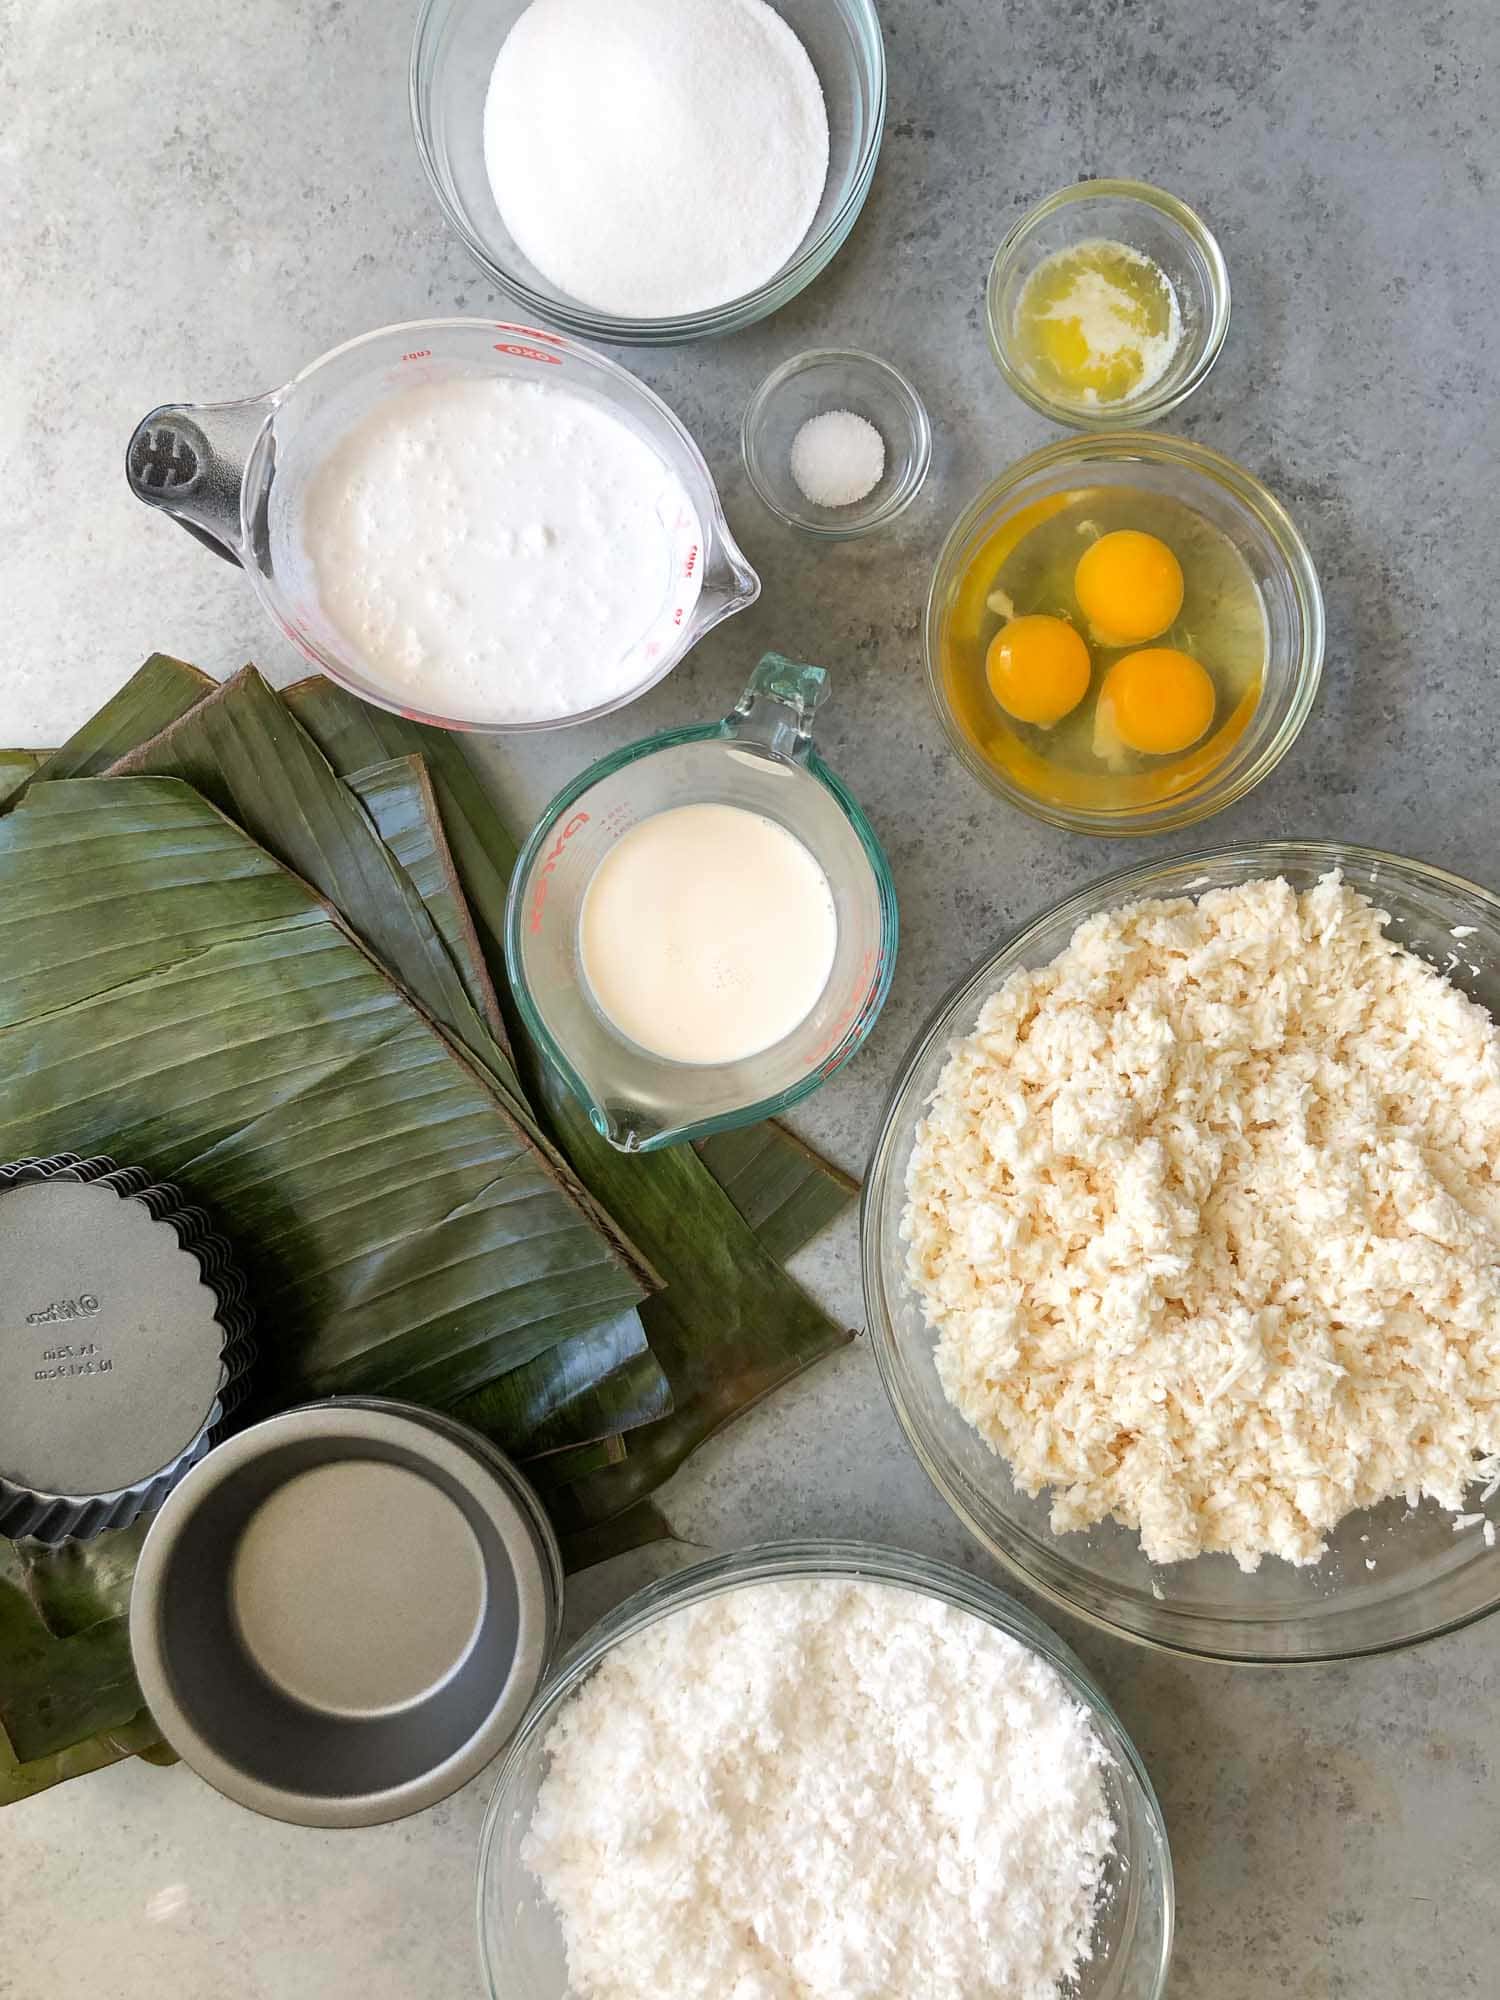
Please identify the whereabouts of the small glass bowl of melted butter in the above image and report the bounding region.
[988,179,1230,429]
[926,433,1323,836]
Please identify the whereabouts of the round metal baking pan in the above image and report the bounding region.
[130,1399,559,1826]
[0,1153,254,1544]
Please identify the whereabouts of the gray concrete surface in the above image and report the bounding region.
[3,0,1498,1994]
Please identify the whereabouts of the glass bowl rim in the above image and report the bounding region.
[985,177,1231,430]
[409,0,889,346]
[740,346,934,538]
[475,1538,1175,2000]
[862,836,1500,1665]
[922,429,1325,835]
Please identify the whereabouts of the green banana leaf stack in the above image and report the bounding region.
[0,656,859,1806]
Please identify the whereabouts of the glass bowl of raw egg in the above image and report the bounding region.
[924,432,1323,836]
[987,179,1230,430]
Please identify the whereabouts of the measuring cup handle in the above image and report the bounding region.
[125,394,272,566]
[722,652,829,764]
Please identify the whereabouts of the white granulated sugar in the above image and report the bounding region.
[790,409,887,508]
[524,1577,1114,2000]
[484,0,829,318]
[903,873,1500,1573]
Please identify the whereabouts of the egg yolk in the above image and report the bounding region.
[1096,648,1216,756]
[1074,530,1184,646]
[986,615,1092,727]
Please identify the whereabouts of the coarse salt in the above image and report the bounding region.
[524,1577,1115,2000]
[790,408,886,508]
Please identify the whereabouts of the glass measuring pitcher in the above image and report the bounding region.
[124,318,759,734]
[507,655,899,1152]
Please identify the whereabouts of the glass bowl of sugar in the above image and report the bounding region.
[742,347,932,538]
[412,0,886,345]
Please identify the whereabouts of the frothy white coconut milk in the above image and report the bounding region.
[300,376,701,726]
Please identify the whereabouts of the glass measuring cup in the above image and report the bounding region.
[507,655,899,1152]
[123,318,759,733]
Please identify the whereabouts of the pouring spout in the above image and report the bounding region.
[691,520,761,637]
[125,394,273,566]
[591,1100,673,1154]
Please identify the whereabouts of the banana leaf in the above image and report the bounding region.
[0,1465,173,1806]
[347,755,507,1047]
[12,653,214,799]
[0,776,647,1405]
[559,1502,675,1575]
[0,1526,147,1767]
[1,1711,169,1807]
[694,1125,860,1265]
[282,676,859,1256]
[531,1082,856,1531]
[452,1307,672,1455]
[339,753,673,1454]
[110,669,527,1121]
[282,678,520,1038]
[18,1523,141,1638]
[108,670,652,1290]
[0,753,40,808]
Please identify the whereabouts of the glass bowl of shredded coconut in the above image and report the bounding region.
[412,0,885,344]
[987,181,1230,430]
[864,842,1500,1664]
[742,349,932,538]
[478,1542,1173,2000]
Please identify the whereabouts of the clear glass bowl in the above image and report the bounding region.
[411,0,886,346]
[477,1542,1174,2000]
[925,432,1324,835]
[863,842,1500,1665]
[987,179,1230,429]
[741,348,932,538]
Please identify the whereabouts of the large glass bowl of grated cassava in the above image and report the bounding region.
[478,1542,1172,2000]
[864,841,1500,1665]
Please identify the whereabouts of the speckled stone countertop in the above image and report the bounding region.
[3,0,1499,1994]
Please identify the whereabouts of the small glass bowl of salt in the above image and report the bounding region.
[741,348,931,539]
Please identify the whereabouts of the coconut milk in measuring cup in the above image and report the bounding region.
[125,318,759,734]
[507,655,898,1152]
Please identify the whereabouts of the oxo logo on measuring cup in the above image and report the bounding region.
[529,813,591,933]
[492,322,564,367]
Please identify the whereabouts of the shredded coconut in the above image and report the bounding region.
[790,409,886,508]
[524,1577,1114,2000]
[903,873,1500,1572]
